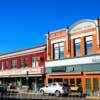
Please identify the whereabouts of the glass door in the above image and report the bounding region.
[93,78,99,92]
[86,78,91,95]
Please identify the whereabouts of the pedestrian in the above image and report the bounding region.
[67,85,71,97]
[97,88,100,96]
[78,85,83,97]
[62,83,67,95]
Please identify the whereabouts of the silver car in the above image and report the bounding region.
[39,82,66,96]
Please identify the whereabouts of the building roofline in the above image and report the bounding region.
[48,28,67,34]
[69,19,96,31]
[0,44,46,56]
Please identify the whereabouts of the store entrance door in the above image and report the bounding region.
[86,78,91,95]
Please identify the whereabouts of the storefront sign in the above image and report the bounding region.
[92,57,100,63]
[52,66,66,73]
[29,68,41,74]
[46,55,100,68]
[0,67,44,77]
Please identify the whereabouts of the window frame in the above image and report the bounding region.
[85,36,93,55]
[53,42,64,60]
[74,38,82,57]
[12,60,17,68]
[24,58,28,67]
[4,61,9,69]
[32,57,39,68]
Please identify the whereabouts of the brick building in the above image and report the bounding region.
[0,18,100,94]
[45,18,100,94]
[0,45,46,91]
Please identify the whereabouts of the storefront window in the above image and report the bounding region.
[86,78,91,93]
[54,42,64,60]
[93,78,99,91]
[37,77,44,90]
[12,60,17,68]
[74,38,82,56]
[85,36,93,55]
[48,79,52,83]
[63,79,68,85]
[76,78,82,86]
[55,79,63,82]
[70,79,75,86]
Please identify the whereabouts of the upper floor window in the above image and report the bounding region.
[4,61,9,69]
[20,58,24,68]
[0,62,2,70]
[12,60,17,68]
[85,36,93,55]
[32,57,39,67]
[74,38,82,56]
[53,42,64,60]
[25,58,28,67]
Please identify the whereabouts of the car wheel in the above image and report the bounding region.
[40,90,44,95]
[55,90,61,97]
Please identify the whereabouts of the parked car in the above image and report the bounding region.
[39,82,67,96]
[0,85,7,93]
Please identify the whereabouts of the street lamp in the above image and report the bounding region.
[26,71,29,91]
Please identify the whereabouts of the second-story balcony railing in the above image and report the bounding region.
[0,67,44,77]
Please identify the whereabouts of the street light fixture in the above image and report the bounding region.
[26,71,29,91]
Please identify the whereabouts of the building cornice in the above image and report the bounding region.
[0,45,45,60]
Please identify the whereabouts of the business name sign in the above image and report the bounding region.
[46,55,100,68]
[0,67,44,77]
[28,67,44,74]
[92,57,100,63]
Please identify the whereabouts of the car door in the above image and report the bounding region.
[46,83,52,93]
[48,83,57,93]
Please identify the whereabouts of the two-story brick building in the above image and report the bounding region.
[45,18,100,94]
[0,45,45,91]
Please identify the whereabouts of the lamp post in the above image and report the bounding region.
[26,71,29,91]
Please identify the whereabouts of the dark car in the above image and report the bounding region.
[0,85,7,93]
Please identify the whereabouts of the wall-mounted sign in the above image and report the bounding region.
[52,66,66,73]
[92,57,100,63]
[0,67,44,77]
[46,55,100,68]
[70,21,96,34]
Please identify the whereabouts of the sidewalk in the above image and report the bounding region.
[86,96,100,100]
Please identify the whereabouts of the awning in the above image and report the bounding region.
[0,74,43,78]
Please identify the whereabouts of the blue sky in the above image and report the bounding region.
[0,0,99,54]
